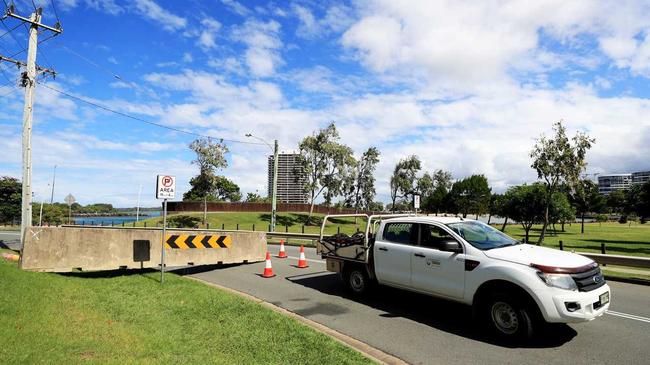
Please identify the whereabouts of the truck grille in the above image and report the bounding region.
[571,266,606,292]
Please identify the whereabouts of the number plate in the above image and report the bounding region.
[599,292,610,306]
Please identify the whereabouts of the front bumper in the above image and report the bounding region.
[539,284,611,323]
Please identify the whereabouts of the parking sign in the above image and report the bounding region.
[156,175,175,199]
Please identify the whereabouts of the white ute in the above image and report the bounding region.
[317,214,611,340]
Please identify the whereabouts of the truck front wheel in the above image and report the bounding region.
[483,292,535,341]
[343,266,371,295]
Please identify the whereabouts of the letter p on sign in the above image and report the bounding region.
[156,175,176,199]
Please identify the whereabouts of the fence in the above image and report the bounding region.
[165,201,376,215]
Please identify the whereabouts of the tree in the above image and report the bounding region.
[343,147,380,213]
[606,190,626,214]
[530,121,594,244]
[447,175,491,218]
[31,203,66,226]
[367,201,384,212]
[245,192,270,203]
[0,176,21,224]
[389,155,421,211]
[636,181,650,220]
[213,176,242,202]
[421,169,453,214]
[487,193,504,225]
[503,183,546,243]
[549,192,575,233]
[570,179,605,234]
[184,138,229,224]
[298,123,354,224]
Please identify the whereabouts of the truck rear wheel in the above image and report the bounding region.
[483,292,535,341]
[343,266,371,295]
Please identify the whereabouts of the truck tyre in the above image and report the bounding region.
[482,292,535,341]
[343,266,371,295]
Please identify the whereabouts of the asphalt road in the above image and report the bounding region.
[189,245,650,365]
[0,231,21,250]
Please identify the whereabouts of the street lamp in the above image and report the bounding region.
[246,133,279,232]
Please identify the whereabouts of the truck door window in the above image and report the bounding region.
[420,224,454,249]
[383,223,416,245]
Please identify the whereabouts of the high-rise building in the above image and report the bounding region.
[632,171,650,185]
[267,153,307,204]
[598,174,632,195]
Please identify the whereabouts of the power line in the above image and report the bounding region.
[36,81,267,146]
[0,18,27,55]
[0,86,18,98]
[0,21,21,39]
[49,0,61,24]
[55,43,124,81]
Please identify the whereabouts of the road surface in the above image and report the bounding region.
[189,245,650,365]
[0,231,20,250]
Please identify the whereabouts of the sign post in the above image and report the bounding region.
[64,193,76,224]
[413,194,420,215]
[156,175,175,284]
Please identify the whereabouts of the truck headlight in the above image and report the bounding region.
[536,272,578,291]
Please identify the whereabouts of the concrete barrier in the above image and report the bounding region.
[20,226,266,272]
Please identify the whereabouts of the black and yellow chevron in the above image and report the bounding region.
[165,234,231,249]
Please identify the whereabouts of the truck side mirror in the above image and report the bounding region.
[440,239,462,253]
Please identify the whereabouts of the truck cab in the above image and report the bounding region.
[317,214,611,341]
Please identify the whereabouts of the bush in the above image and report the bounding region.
[166,215,201,228]
[618,215,628,224]
[595,214,608,222]
[641,216,647,224]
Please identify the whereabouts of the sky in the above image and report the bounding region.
[0,0,649,208]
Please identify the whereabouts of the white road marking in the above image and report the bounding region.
[606,310,650,324]
[1,232,20,236]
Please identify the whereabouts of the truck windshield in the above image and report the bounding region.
[446,221,519,250]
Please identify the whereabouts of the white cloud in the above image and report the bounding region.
[291,4,355,39]
[182,52,193,63]
[341,0,650,88]
[207,57,246,76]
[232,20,283,77]
[221,0,250,16]
[198,17,222,50]
[293,4,319,37]
[84,0,123,15]
[133,0,187,31]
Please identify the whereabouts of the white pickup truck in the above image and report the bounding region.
[317,214,611,340]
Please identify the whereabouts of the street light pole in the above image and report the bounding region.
[271,139,278,232]
[246,134,279,233]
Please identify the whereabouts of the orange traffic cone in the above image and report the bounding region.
[262,252,276,278]
[277,240,287,258]
[297,245,309,268]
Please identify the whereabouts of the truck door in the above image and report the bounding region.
[373,222,417,287]
[411,224,465,299]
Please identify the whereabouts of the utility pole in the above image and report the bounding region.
[1,5,62,244]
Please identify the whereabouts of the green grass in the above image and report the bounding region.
[0,254,372,364]
[601,265,650,283]
[0,226,20,231]
[499,221,650,257]
[136,211,368,236]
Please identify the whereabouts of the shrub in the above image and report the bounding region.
[166,215,201,228]
[595,214,608,222]
[618,215,627,224]
[640,217,647,224]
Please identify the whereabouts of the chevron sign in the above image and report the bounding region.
[165,234,231,249]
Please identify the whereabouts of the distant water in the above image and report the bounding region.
[73,211,161,225]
